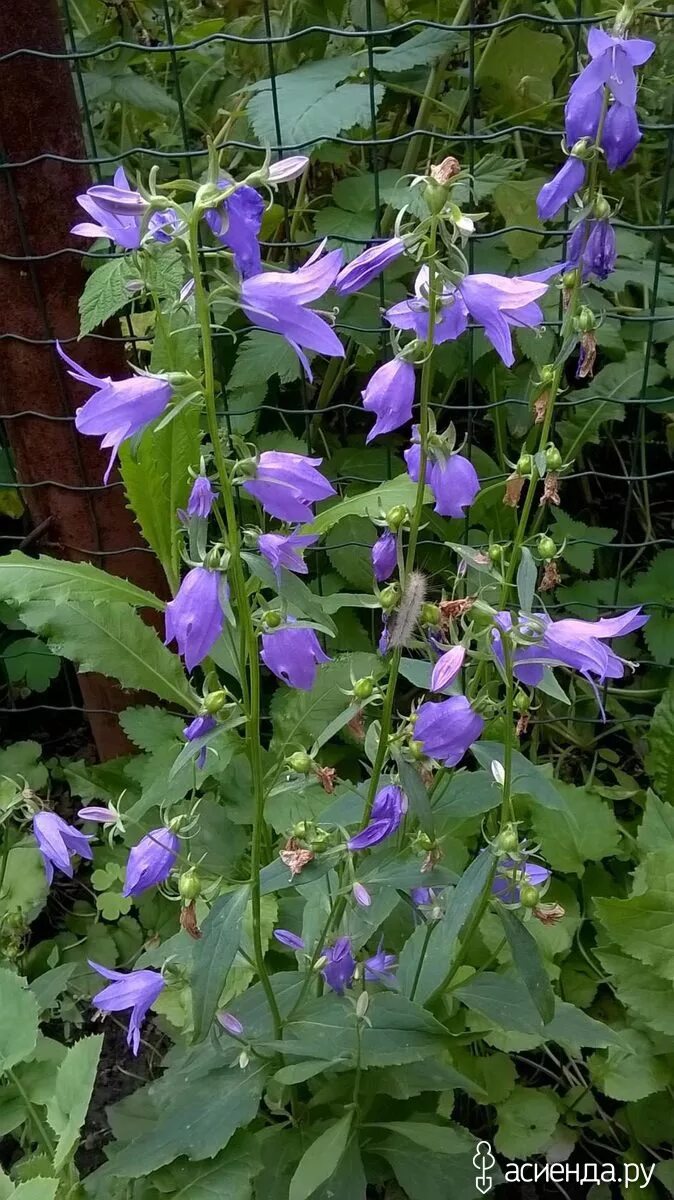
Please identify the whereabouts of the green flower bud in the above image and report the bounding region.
[385,505,408,532]
[488,544,504,564]
[205,547,222,570]
[379,583,401,612]
[594,194,611,220]
[178,869,201,901]
[408,739,425,761]
[538,535,557,561]
[420,602,441,627]
[263,610,283,629]
[575,305,597,333]
[352,676,375,701]
[562,268,579,290]
[539,364,556,386]
[520,884,540,908]
[287,751,314,774]
[516,454,532,477]
[497,827,519,854]
[514,689,530,714]
[545,446,563,471]
[204,689,228,714]
[423,177,448,215]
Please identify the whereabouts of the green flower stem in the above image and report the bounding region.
[188,221,281,1038]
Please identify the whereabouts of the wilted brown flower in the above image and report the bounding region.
[315,765,336,794]
[430,156,461,184]
[576,332,597,379]
[180,901,202,940]
[516,713,530,738]
[532,902,565,926]
[534,390,550,424]
[421,846,443,874]
[504,472,526,508]
[540,472,561,507]
[540,560,561,592]
[347,711,366,742]
[280,838,314,878]
[438,596,476,624]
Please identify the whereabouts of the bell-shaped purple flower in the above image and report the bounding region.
[372,530,397,583]
[183,714,217,769]
[564,87,603,146]
[335,237,405,295]
[241,240,345,379]
[569,28,655,108]
[566,218,616,281]
[537,156,587,221]
[33,811,93,885]
[258,531,318,578]
[430,645,465,692]
[321,936,356,994]
[72,167,144,249]
[602,102,642,171]
[362,358,415,443]
[492,859,551,904]
[364,941,397,986]
[348,784,407,851]
[415,695,484,767]
[147,208,184,244]
[491,611,548,687]
[242,451,335,524]
[261,624,331,691]
[411,887,434,906]
[205,183,264,279]
[57,343,172,485]
[123,827,179,897]
[273,929,305,950]
[386,265,469,345]
[183,475,217,520]
[165,566,226,671]
[405,430,480,518]
[89,959,164,1055]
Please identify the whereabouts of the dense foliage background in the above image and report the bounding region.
[1,1,674,1198]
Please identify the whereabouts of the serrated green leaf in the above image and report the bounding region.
[532,783,620,875]
[108,70,178,115]
[596,948,674,1037]
[191,886,249,1041]
[480,27,564,113]
[3,637,60,693]
[12,1182,59,1200]
[308,475,431,534]
[374,1121,475,1155]
[493,178,546,260]
[289,1114,353,1200]
[0,971,39,1070]
[0,740,47,792]
[144,1133,262,1199]
[270,652,382,751]
[472,743,568,812]
[595,849,674,980]
[495,1086,558,1159]
[551,509,616,574]
[118,705,185,753]
[589,1029,669,1101]
[281,992,449,1067]
[0,551,163,610]
[325,516,374,588]
[2,840,48,923]
[79,256,134,337]
[46,1034,103,1172]
[248,57,384,146]
[372,27,460,72]
[638,789,674,854]
[313,207,376,259]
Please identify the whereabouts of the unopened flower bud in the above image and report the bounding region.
[520,884,540,908]
[263,610,283,629]
[545,446,563,472]
[238,1050,250,1070]
[516,454,532,477]
[314,955,328,972]
[423,177,448,215]
[575,305,597,333]
[203,689,228,714]
[420,602,441,627]
[218,1011,244,1037]
[538,535,557,561]
[385,504,408,532]
[497,826,519,854]
[356,990,370,1019]
[205,547,223,570]
[178,869,201,901]
[514,689,530,714]
[488,544,504,564]
[353,882,372,908]
[379,583,400,612]
[562,268,579,290]
[286,751,314,774]
[352,677,375,701]
[491,760,506,787]
[594,194,611,220]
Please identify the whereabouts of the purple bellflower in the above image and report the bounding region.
[602,101,642,170]
[415,695,484,767]
[258,531,318,579]
[348,784,408,851]
[78,806,117,824]
[205,183,265,279]
[123,827,179,897]
[273,929,306,950]
[57,343,172,485]
[353,882,372,908]
[564,87,603,146]
[181,475,217,520]
[372,530,398,583]
[183,714,217,769]
[411,887,435,906]
[569,28,655,110]
[430,645,466,692]
[33,811,93,885]
[89,960,164,1055]
[492,859,551,904]
[537,156,587,221]
[364,941,397,986]
[362,358,415,443]
[242,451,335,524]
[165,566,226,672]
[72,168,144,249]
[405,429,480,518]
[146,208,184,244]
[268,156,309,183]
[321,937,357,994]
[241,240,345,379]
[261,624,331,691]
[217,1011,245,1036]
[566,218,616,281]
[335,237,405,295]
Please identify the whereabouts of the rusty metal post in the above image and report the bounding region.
[0,0,169,758]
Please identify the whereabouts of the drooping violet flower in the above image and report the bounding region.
[568,28,655,109]
[33,812,93,885]
[241,240,345,379]
[378,618,390,656]
[564,87,603,146]
[146,208,185,244]
[182,475,218,520]
[411,887,435,906]
[405,429,480,518]
[385,265,468,345]
[491,612,548,687]
[205,183,265,279]
[415,695,484,767]
[348,784,407,851]
[273,929,305,950]
[261,624,331,691]
[89,960,164,1055]
[353,882,372,908]
[492,859,551,904]
[123,827,179,897]
[536,156,587,221]
[430,645,466,692]
[56,343,172,485]
[165,566,226,672]
[566,219,616,281]
[242,451,335,524]
[364,941,397,986]
[602,102,642,170]
[268,156,309,183]
[78,806,117,824]
[217,1011,245,1036]
[321,937,356,994]
[362,358,415,443]
[258,531,318,579]
[372,530,398,583]
[183,714,217,770]
[72,167,144,249]
[335,237,405,295]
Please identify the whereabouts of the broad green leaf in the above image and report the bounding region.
[288,1113,353,1200]
[516,545,536,611]
[551,509,616,574]
[269,652,382,751]
[191,886,249,1042]
[472,742,568,812]
[2,840,48,922]
[493,178,545,260]
[397,759,433,835]
[247,57,384,146]
[3,637,60,693]
[143,1133,262,1199]
[108,70,178,115]
[18,600,197,710]
[308,476,431,535]
[531,783,620,875]
[595,849,674,980]
[588,1029,669,1101]
[29,965,75,1013]
[432,770,500,829]
[281,992,449,1067]
[479,27,564,113]
[379,1137,482,1200]
[0,552,163,610]
[0,971,39,1070]
[374,1121,475,1155]
[314,207,376,259]
[455,973,620,1047]
[79,256,134,336]
[495,1086,558,1159]
[274,1060,334,1085]
[45,1034,103,1172]
[325,516,374,589]
[118,705,185,753]
[499,909,555,1024]
[0,741,47,792]
[646,677,674,798]
[638,790,674,854]
[398,850,494,1004]
[12,1182,59,1200]
[372,27,460,72]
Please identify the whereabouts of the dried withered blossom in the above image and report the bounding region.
[438,596,475,625]
[347,711,366,742]
[180,901,202,940]
[532,902,566,926]
[315,765,337,794]
[577,331,597,379]
[534,390,550,424]
[540,472,561,507]
[430,155,461,184]
[421,846,443,874]
[504,472,526,508]
[279,838,314,878]
[540,560,562,592]
[516,713,530,739]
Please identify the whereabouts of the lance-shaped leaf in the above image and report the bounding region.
[191,886,250,1041]
[499,909,555,1024]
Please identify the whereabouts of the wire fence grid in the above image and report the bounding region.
[1,0,673,740]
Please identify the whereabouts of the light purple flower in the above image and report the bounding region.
[89,959,164,1055]
[364,941,397,986]
[242,451,335,524]
[405,429,480,518]
[491,611,548,687]
[602,102,642,170]
[569,28,655,109]
[415,695,484,767]
[430,645,466,692]
[241,240,345,379]
[537,156,587,221]
[57,343,172,485]
[348,784,407,851]
[78,806,117,824]
[566,218,616,281]
[258,531,318,579]
[385,265,469,345]
[146,208,184,244]
[362,358,415,443]
[321,937,356,994]
[183,714,217,769]
[261,624,331,691]
[182,475,217,520]
[411,887,435,906]
[372,530,398,583]
[33,811,93,885]
[335,237,405,295]
[492,859,551,904]
[72,168,144,249]
[268,156,309,183]
[353,882,372,908]
[273,929,305,950]
[564,87,603,145]
[123,827,179,897]
[205,182,264,279]
[217,1011,245,1036]
[165,566,226,672]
